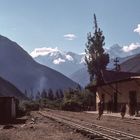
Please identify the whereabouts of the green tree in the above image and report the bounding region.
[58,89,64,99]
[41,89,47,98]
[85,14,109,85]
[55,89,60,99]
[62,89,82,111]
[48,89,54,100]
[35,91,41,100]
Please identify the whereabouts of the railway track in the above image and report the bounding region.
[39,110,140,140]
[51,110,140,127]
[114,117,140,126]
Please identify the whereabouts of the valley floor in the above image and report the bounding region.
[0,109,140,140]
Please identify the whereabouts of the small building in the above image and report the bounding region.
[88,70,140,113]
[0,97,18,123]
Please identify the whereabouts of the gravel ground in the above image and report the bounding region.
[48,109,140,136]
[0,111,89,140]
[1,109,140,140]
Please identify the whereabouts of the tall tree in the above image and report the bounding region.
[55,89,60,99]
[41,89,47,98]
[48,89,54,100]
[85,14,109,85]
[35,91,41,100]
[58,89,64,99]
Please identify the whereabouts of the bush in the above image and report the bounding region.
[61,100,82,111]
[45,99,62,109]
[38,98,63,110]
[16,105,26,117]
[25,102,39,111]
[61,89,96,111]
[18,101,40,116]
[32,89,96,112]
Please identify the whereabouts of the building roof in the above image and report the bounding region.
[101,70,140,84]
[86,70,140,90]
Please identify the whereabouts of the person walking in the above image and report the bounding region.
[97,101,104,120]
[120,104,126,119]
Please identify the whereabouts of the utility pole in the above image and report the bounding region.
[113,57,120,112]
[114,57,120,71]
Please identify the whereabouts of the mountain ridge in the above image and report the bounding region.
[120,53,140,73]
[0,35,78,96]
[0,75,27,100]
[31,48,85,76]
[31,44,140,80]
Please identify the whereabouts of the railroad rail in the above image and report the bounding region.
[51,109,140,127]
[98,114,140,126]
[39,110,140,140]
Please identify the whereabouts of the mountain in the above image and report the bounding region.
[107,54,136,68]
[0,76,26,100]
[0,35,78,96]
[120,54,140,73]
[106,44,125,58]
[0,77,27,99]
[31,44,140,77]
[70,68,90,87]
[31,47,85,76]
[31,44,140,87]
[106,44,140,59]
[70,54,140,87]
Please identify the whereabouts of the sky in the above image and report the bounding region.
[0,0,140,54]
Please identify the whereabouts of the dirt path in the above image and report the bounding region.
[0,111,89,140]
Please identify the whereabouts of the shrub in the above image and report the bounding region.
[18,100,40,116]
[61,100,82,111]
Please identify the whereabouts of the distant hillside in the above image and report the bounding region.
[0,76,26,100]
[70,68,90,87]
[120,54,140,73]
[0,35,78,96]
[108,54,136,68]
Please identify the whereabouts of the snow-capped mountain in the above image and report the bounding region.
[31,44,140,87]
[31,47,85,76]
[30,44,140,77]
[31,44,140,77]
[106,43,140,59]
[0,35,78,96]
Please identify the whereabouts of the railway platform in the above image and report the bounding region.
[85,111,140,120]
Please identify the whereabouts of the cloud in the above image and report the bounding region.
[122,43,140,52]
[134,24,140,35]
[63,34,77,40]
[30,47,59,58]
